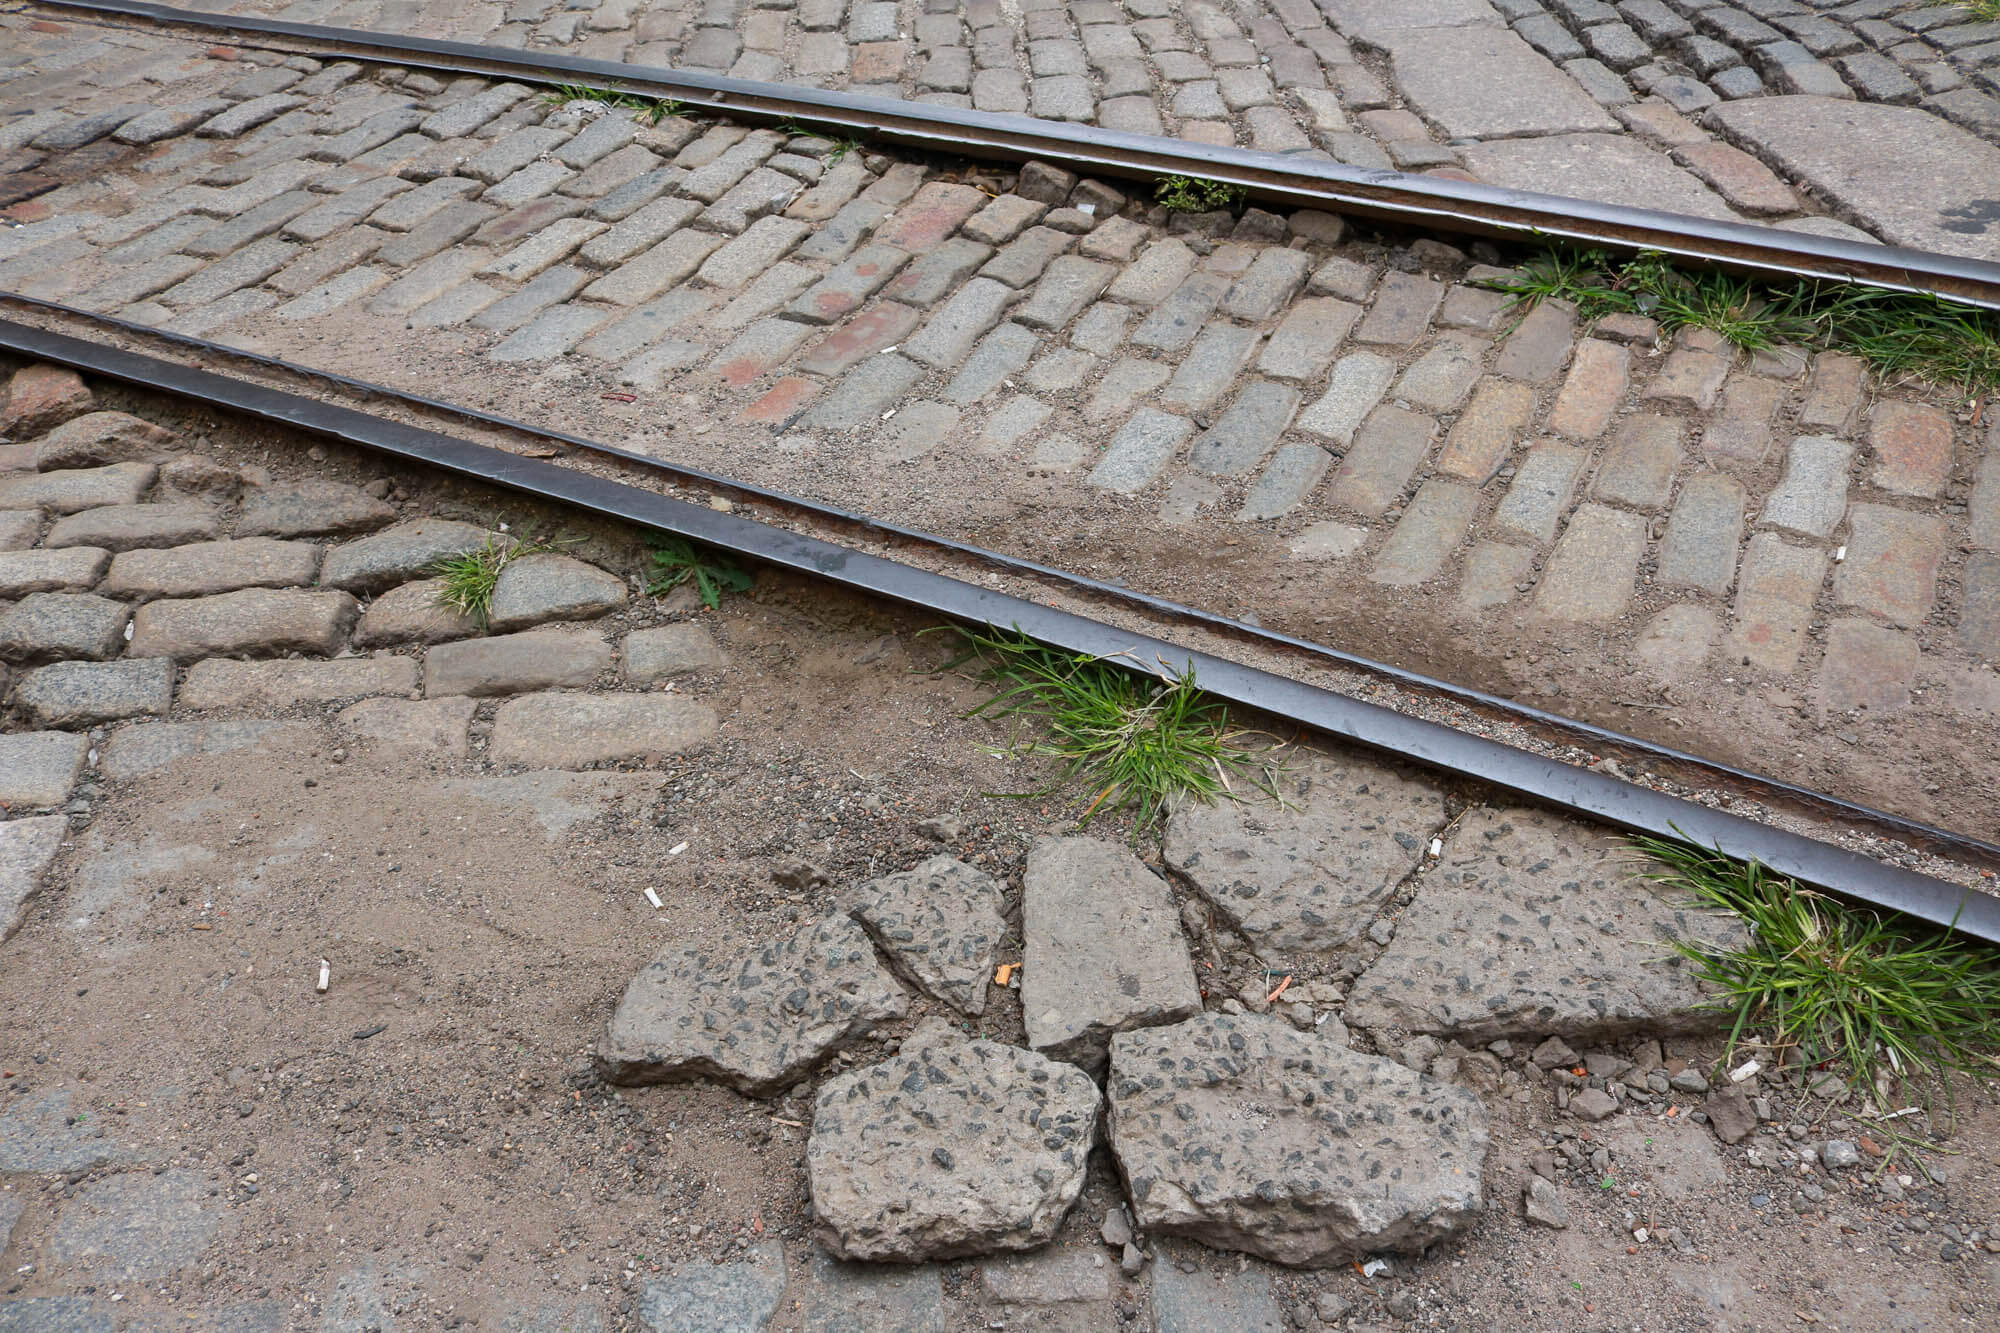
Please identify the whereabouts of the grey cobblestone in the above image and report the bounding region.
[1371,479,1480,586]
[943,323,1042,404]
[1088,408,1193,495]
[1493,442,1587,545]
[805,354,927,429]
[1330,405,1434,517]
[1188,381,1300,478]
[904,277,1017,370]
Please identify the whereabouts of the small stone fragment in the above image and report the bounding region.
[850,855,1004,1016]
[1524,1176,1568,1228]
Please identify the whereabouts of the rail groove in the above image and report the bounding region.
[2,311,1995,943]
[32,0,2000,310]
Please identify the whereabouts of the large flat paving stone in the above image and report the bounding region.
[595,911,907,1095]
[49,1169,223,1283]
[128,587,358,660]
[0,462,156,514]
[638,1241,785,1333]
[0,814,67,941]
[98,536,320,599]
[1344,806,1741,1042]
[487,552,630,631]
[1381,28,1618,139]
[1107,1013,1487,1267]
[0,1090,137,1174]
[1707,96,2000,260]
[850,854,1004,1016]
[1461,135,1737,219]
[15,658,173,728]
[424,627,612,695]
[1022,836,1202,1074]
[237,479,397,537]
[1163,755,1443,960]
[0,593,130,663]
[1150,1252,1285,1333]
[488,691,717,767]
[807,1018,1100,1262]
[320,518,491,592]
[796,1250,947,1333]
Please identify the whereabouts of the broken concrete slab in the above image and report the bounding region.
[595,911,907,1095]
[1108,1013,1487,1266]
[807,1018,1100,1261]
[850,854,1004,1016]
[1344,806,1740,1043]
[1021,836,1202,1074]
[1162,754,1443,959]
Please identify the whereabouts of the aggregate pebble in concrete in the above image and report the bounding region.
[807,1019,1100,1261]
[596,911,908,1095]
[1345,806,1740,1042]
[1108,1013,1488,1266]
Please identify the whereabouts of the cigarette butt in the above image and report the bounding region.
[191,922,212,931]
[668,842,688,856]
[317,959,330,993]
[644,888,664,909]
[994,963,1017,986]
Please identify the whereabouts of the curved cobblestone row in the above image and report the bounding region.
[49,0,1999,256]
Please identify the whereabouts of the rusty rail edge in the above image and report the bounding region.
[2,315,1994,941]
[31,0,2000,309]
[7,287,1998,872]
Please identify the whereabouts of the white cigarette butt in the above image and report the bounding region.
[668,841,688,856]
[644,888,664,909]
[317,959,330,993]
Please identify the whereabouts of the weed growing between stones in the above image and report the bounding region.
[431,534,523,629]
[1636,836,2000,1112]
[1487,249,2000,397]
[1934,0,2000,22]
[1153,174,1248,214]
[937,625,1282,832]
[645,535,753,610]
[537,82,685,125]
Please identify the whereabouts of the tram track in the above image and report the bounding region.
[4,296,1996,943]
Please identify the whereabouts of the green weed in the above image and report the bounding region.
[1635,836,2000,1110]
[1154,174,1247,214]
[1485,248,2000,397]
[538,83,684,125]
[1934,0,2000,21]
[939,625,1280,831]
[431,536,517,629]
[646,535,753,610]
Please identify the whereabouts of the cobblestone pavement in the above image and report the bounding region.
[1,13,1997,832]
[36,0,2000,258]
[2,359,1996,1332]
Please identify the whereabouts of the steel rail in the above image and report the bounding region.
[7,288,1997,873]
[8,288,1997,871]
[33,0,2000,309]
[2,315,1994,942]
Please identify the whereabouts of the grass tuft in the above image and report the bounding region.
[431,535,518,629]
[1154,174,1247,214]
[646,535,753,610]
[538,83,684,125]
[1485,248,2000,398]
[1936,0,2000,20]
[940,625,1281,831]
[1635,835,2000,1110]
